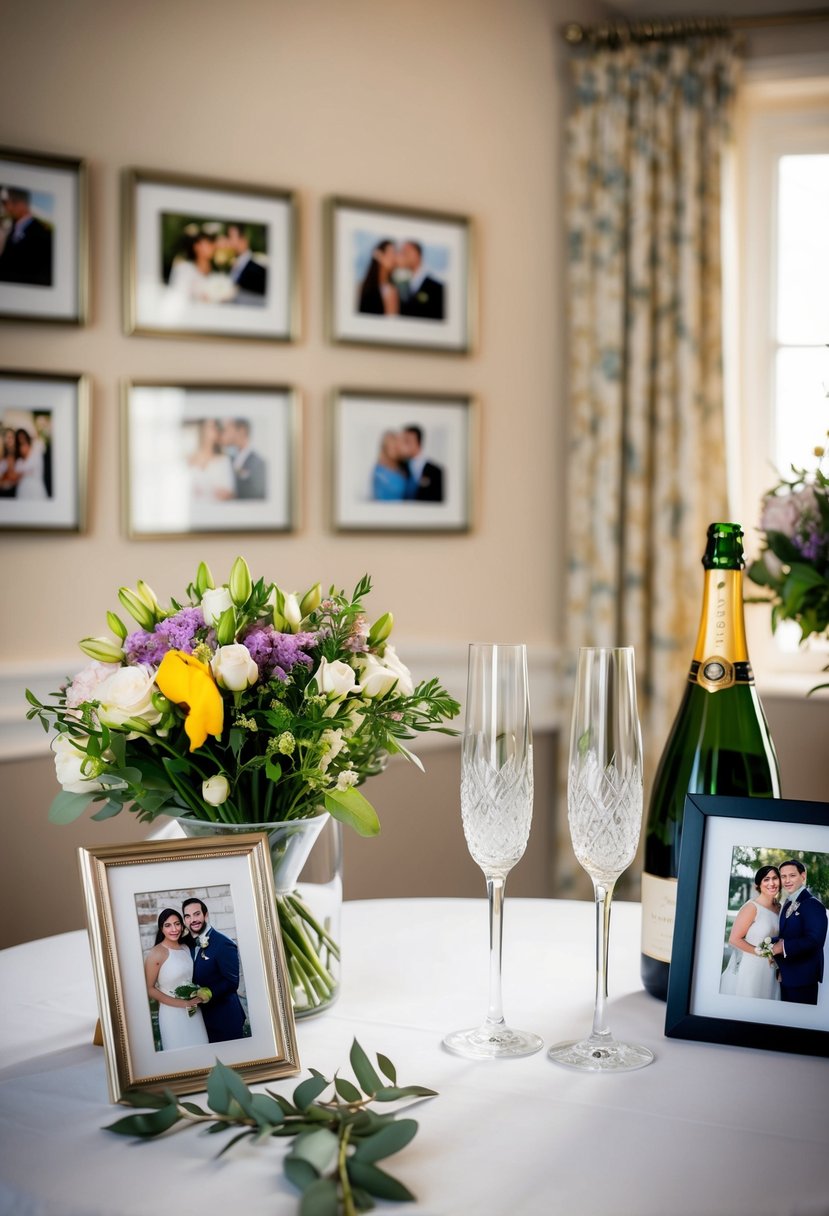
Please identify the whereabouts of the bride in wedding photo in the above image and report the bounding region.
[720,865,782,1001]
[144,908,210,1051]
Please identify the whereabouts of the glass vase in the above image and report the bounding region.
[175,812,343,1019]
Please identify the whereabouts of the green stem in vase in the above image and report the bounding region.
[284,892,341,960]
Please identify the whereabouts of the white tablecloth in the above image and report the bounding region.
[1,898,827,1216]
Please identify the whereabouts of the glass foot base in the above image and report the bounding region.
[442,1024,544,1060]
[548,1036,653,1072]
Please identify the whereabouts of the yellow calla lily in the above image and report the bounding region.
[156,650,223,752]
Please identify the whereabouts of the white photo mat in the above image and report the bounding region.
[130,175,294,338]
[690,814,829,1032]
[332,391,473,531]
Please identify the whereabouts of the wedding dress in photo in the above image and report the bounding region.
[156,947,210,1050]
[719,900,781,1001]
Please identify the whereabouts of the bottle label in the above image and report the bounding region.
[688,658,754,692]
[640,872,678,962]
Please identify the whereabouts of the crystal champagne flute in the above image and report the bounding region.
[443,643,543,1059]
[548,646,654,1072]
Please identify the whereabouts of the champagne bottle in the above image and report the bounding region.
[640,522,781,1001]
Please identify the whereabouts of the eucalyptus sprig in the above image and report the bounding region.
[104,1040,437,1216]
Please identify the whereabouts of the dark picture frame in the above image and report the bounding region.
[666,794,829,1058]
[0,369,89,532]
[78,834,300,1102]
[122,381,300,537]
[326,196,474,353]
[124,168,298,341]
[0,147,87,324]
[330,388,475,532]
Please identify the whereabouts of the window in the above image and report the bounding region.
[729,60,829,687]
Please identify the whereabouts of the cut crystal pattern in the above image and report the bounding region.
[461,752,533,874]
[567,753,642,883]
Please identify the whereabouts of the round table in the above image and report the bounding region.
[1,898,828,1215]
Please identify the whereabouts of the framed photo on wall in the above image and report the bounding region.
[123,381,300,537]
[666,794,829,1058]
[0,147,87,324]
[330,389,475,532]
[78,834,300,1102]
[124,169,298,341]
[326,197,474,352]
[0,370,89,532]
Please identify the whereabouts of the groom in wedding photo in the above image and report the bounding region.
[182,897,247,1042]
[771,860,828,1005]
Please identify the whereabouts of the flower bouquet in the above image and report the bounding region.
[747,444,829,693]
[27,558,461,1013]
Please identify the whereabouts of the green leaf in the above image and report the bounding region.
[376,1053,397,1085]
[347,1160,415,1203]
[119,1089,169,1110]
[300,1178,339,1216]
[48,790,95,824]
[352,1119,418,1163]
[349,1186,376,1212]
[290,1128,339,1175]
[206,1061,232,1114]
[334,1076,363,1104]
[266,755,282,783]
[293,1073,330,1111]
[350,1039,383,1095]
[248,1093,286,1127]
[372,1084,438,1102]
[104,1103,181,1138]
[323,787,380,837]
[90,799,127,821]
[284,1156,320,1193]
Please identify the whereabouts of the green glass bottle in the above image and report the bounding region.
[640,522,781,1001]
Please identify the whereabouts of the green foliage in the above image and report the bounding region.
[103,1040,437,1216]
[26,561,461,830]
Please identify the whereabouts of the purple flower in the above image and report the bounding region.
[242,627,316,681]
[123,608,206,667]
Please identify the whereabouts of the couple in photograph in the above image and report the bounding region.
[144,896,247,1052]
[0,422,50,499]
[372,424,444,503]
[0,186,53,287]
[720,860,827,1004]
[357,238,444,320]
[188,416,267,503]
[166,221,267,307]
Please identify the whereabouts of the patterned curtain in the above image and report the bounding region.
[560,38,738,894]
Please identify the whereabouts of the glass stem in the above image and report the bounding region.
[485,875,506,1027]
[591,880,615,1041]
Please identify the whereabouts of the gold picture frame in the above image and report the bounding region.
[121,380,301,538]
[329,388,476,532]
[325,196,475,353]
[0,146,88,325]
[78,834,300,1103]
[123,167,299,341]
[0,369,90,532]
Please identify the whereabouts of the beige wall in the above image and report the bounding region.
[0,0,573,664]
[2,1,827,950]
[0,0,581,947]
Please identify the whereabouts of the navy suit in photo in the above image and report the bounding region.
[190,927,247,1042]
[234,448,267,499]
[776,888,827,1005]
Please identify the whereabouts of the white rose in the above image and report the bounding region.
[201,587,233,628]
[211,644,258,691]
[377,644,414,697]
[357,653,399,699]
[202,774,230,806]
[319,728,346,773]
[96,666,162,731]
[53,734,105,793]
[314,657,359,699]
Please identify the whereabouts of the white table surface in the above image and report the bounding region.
[1,897,828,1216]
